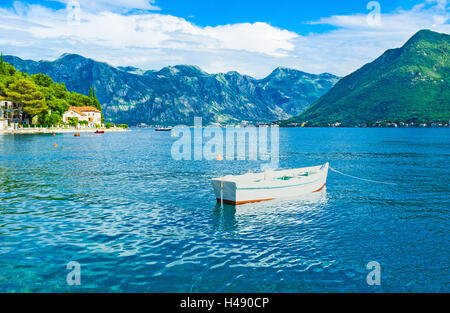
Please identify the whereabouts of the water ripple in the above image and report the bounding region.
[0,129,449,292]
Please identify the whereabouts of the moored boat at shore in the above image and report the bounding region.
[212,163,329,205]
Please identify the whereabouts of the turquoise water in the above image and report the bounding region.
[0,128,449,292]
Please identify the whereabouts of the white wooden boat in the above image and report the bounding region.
[212,163,329,205]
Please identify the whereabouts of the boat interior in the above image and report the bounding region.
[216,165,326,185]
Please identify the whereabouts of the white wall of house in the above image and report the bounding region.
[62,109,102,126]
[84,111,102,125]
[1,100,15,129]
[62,110,85,121]
[1,100,14,113]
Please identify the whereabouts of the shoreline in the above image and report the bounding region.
[0,128,130,135]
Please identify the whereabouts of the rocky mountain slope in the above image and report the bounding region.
[4,54,339,125]
[286,30,449,126]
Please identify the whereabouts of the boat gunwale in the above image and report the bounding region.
[212,164,327,180]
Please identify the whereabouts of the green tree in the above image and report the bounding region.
[0,61,105,125]
[67,92,93,107]
[6,79,47,119]
[36,84,55,103]
[41,112,62,126]
[32,73,53,88]
[51,82,68,99]
[67,117,78,127]
[47,98,70,116]
[0,62,16,76]
[89,86,102,111]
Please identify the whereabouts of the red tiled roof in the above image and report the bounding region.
[67,106,101,116]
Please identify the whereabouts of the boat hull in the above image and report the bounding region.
[212,163,328,205]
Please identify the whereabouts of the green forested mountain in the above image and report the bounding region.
[0,56,101,125]
[4,54,339,125]
[286,30,450,126]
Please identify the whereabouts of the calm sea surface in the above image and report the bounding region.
[0,128,449,292]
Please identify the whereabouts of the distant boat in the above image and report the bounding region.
[95,130,105,134]
[155,127,172,132]
[212,163,329,205]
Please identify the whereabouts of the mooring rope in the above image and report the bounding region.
[329,166,398,186]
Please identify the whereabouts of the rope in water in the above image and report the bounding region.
[329,166,398,186]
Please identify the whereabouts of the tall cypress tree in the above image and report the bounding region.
[92,86,96,98]
[89,86,92,98]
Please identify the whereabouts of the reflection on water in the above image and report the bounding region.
[212,203,238,232]
[0,128,449,292]
[212,189,328,233]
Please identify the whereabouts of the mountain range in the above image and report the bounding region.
[286,29,449,126]
[4,54,339,125]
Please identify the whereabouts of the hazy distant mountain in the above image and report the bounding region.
[286,30,450,126]
[4,54,339,125]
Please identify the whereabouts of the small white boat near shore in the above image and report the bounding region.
[212,163,329,205]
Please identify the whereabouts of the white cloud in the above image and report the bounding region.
[3,3,298,58]
[426,0,448,9]
[0,1,448,78]
[50,0,161,12]
[296,1,450,75]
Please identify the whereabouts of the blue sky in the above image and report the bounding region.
[157,0,425,32]
[0,0,448,77]
[1,0,429,32]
